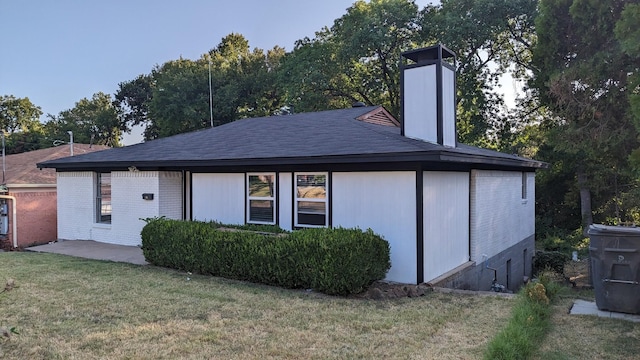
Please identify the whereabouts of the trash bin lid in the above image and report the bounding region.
[587,224,640,236]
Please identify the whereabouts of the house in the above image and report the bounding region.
[0,144,109,249]
[38,45,546,290]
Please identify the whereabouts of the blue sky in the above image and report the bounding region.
[0,0,452,144]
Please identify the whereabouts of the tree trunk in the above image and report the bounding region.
[577,170,593,236]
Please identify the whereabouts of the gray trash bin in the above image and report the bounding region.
[587,224,640,314]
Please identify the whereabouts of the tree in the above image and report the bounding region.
[113,74,155,139]
[0,95,42,133]
[46,92,122,147]
[0,95,47,154]
[531,0,640,231]
[280,0,422,115]
[148,58,210,138]
[420,0,539,146]
[121,33,286,140]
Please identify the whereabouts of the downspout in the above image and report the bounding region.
[0,195,17,248]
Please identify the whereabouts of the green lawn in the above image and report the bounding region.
[1,252,638,359]
[0,252,510,359]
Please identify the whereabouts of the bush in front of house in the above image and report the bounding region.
[140,219,390,295]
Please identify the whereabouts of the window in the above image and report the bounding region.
[521,172,527,200]
[96,172,111,224]
[295,173,328,227]
[247,173,275,224]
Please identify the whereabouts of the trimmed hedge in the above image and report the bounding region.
[141,219,390,295]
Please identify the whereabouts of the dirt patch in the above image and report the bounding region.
[563,257,592,289]
[353,281,433,299]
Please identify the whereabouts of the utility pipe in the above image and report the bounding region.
[0,195,17,248]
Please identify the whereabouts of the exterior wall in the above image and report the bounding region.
[332,171,417,284]
[57,172,95,241]
[470,170,535,262]
[6,188,57,247]
[278,172,293,231]
[57,171,183,246]
[423,171,470,283]
[106,171,163,246]
[192,173,244,224]
[433,235,534,291]
[442,67,456,147]
[159,172,183,219]
[403,65,438,144]
[448,170,536,291]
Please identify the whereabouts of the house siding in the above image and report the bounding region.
[278,172,293,231]
[57,172,95,241]
[159,171,183,219]
[423,171,470,283]
[332,171,417,284]
[57,171,182,246]
[403,65,438,143]
[470,170,535,262]
[192,173,244,225]
[109,171,161,246]
[464,170,535,290]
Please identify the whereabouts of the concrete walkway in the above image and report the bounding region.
[570,299,640,323]
[27,240,148,265]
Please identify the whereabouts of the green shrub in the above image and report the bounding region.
[141,219,390,295]
[533,250,570,276]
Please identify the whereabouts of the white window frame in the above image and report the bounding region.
[294,172,328,228]
[95,172,112,224]
[246,173,276,225]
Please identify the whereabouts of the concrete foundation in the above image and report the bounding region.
[430,234,535,291]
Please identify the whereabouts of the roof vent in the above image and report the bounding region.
[352,101,366,108]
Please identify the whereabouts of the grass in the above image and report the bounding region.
[484,282,554,359]
[532,295,640,360]
[0,252,513,359]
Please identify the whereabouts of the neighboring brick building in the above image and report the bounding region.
[0,144,108,249]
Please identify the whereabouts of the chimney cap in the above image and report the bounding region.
[352,101,366,108]
[402,44,455,64]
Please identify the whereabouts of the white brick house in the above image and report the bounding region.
[40,45,546,290]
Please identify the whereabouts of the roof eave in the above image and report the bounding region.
[40,150,546,172]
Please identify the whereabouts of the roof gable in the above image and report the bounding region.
[356,107,400,127]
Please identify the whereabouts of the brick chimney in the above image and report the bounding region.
[401,44,457,147]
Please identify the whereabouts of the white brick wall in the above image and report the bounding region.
[57,172,95,241]
[57,171,183,246]
[470,170,535,262]
[159,171,183,219]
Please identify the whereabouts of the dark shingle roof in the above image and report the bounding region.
[38,106,546,171]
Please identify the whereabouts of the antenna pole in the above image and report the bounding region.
[209,59,214,127]
[1,132,5,184]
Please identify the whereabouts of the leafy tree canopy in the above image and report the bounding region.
[46,92,121,147]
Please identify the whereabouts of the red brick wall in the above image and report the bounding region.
[6,190,58,248]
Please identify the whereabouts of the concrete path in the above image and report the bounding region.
[570,299,640,323]
[26,240,148,265]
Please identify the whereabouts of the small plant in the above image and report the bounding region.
[527,282,549,305]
